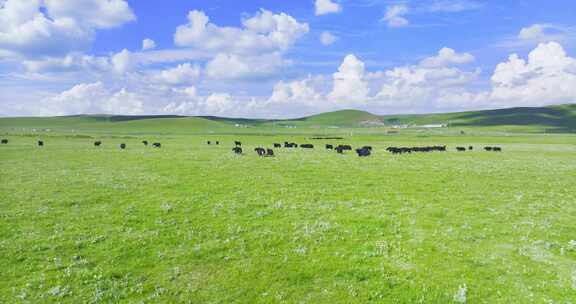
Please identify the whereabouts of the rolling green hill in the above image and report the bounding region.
[1,104,575,134]
[382,104,576,130]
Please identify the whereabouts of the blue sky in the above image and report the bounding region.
[1,0,575,117]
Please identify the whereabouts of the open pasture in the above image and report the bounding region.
[1,131,576,303]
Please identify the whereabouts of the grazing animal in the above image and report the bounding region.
[232,147,243,154]
[94,141,102,147]
[386,145,447,155]
[325,144,333,150]
[273,143,282,148]
[361,146,372,151]
[254,147,266,156]
[356,147,371,157]
[468,146,473,150]
[216,141,219,145]
[266,149,275,157]
[1,139,8,144]
[300,144,314,149]
[493,147,502,152]
[334,145,352,153]
[207,141,211,145]
[456,147,466,152]
[120,143,126,149]
[153,142,161,148]
[484,147,493,151]
[37,140,44,147]
[142,140,148,146]
[235,141,242,147]
[284,142,298,148]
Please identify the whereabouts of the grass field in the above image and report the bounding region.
[1,113,576,303]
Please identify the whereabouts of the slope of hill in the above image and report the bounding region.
[382,104,576,132]
[0,116,235,134]
[1,104,575,134]
[291,109,384,127]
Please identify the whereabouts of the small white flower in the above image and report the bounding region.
[454,283,467,303]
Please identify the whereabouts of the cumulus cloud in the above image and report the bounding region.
[328,54,370,103]
[205,52,289,80]
[22,53,110,73]
[40,82,144,115]
[0,0,134,58]
[315,0,342,16]
[320,31,338,45]
[155,63,201,85]
[420,47,475,67]
[111,48,133,74]
[268,77,322,105]
[259,48,481,113]
[174,9,308,55]
[382,5,409,28]
[163,90,240,116]
[489,42,576,106]
[371,48,480,110]
[142,38,156,51]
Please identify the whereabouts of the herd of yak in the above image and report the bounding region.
[0,138,503,156]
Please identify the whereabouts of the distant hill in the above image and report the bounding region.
[292,109,384,127]
[381,104,576,132]
[1,104,575,134]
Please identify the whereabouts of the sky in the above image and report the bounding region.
[1,0,575,118]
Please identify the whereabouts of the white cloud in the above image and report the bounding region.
[40,82,144,115]
[382,5,409,28]
[268,77,322,105]
[22,52,110,73]
[142,38,156,51]
[163,90,239,116]
[315,0,342,16]
[428,0,483,13]
[111,48,133,74]
[155,63,201,85]
[320,31,338,45]
[0,0,134,58]
[420,47,475,67]
[43,0,135,29]
[518,24,568,43]
[328,54,369,103]
[497,24,575,49]
[372,48,481,110]
[174,9,309,55]
[202,93,236,115]
[205,52,289,80]
[489,42,576,106]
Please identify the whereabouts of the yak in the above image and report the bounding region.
[254,147,266,156]
[356,147,371,157]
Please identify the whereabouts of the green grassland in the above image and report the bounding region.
[1,106,576,303]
